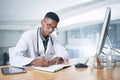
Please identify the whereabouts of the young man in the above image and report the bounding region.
[10,12,69,67]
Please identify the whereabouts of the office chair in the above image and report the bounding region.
[8,47,15,65]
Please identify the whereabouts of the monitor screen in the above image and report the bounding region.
[96,7,111,55]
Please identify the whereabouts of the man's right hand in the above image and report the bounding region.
[29,58,50,67]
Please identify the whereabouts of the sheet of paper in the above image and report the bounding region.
[33,64,70,72]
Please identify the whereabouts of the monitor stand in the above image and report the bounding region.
[103,35,120,55]
[105,35,120,62]
[94,35,120,68]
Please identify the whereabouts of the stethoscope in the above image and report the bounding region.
[36,27,54,56]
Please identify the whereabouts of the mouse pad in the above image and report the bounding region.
[1,67,26,75]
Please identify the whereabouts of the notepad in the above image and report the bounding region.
[33,64,70,72]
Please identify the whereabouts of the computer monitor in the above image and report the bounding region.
[96,7,111,55]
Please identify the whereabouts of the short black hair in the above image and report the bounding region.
[44,12,60,23]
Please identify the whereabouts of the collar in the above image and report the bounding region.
[40,27,49,41]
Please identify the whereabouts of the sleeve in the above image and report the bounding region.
[51,35,69,62]
[9,31,34,67]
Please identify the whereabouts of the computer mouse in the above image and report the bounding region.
[75,63,88,68]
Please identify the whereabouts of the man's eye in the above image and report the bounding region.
[47,24,52,27]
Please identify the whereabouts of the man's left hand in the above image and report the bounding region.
[50,57,64,65]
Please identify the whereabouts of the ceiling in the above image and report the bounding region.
[0,0,120,28]
[0,0,103,20]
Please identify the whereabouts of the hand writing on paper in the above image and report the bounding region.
[50,57,64,65]
[29,58,50,67]
[27,57,64,67]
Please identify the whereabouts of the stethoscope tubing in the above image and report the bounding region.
[36,28,53,56]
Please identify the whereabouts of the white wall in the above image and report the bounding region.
[0,30,25,47]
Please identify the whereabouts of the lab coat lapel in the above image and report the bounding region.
[38,33,44,54]
[45,37,51,54]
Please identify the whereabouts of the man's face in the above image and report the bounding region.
[41,18,58,37]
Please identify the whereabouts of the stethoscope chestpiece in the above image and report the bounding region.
[37,54,40,56]
[36,52,41,56]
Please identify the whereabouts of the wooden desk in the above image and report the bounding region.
[0,58,120,80]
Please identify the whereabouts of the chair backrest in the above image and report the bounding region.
[9,47,14,52]
[9,47,15,65]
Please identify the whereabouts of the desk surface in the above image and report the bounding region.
[0,58,120,80]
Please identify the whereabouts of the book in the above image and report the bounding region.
[33,64,70,72]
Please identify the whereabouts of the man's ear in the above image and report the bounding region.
[41,19,46,27]
[41,19,44,24]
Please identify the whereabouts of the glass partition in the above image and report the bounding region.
[58,20,120,59]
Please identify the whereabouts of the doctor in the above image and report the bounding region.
[10,12,69,67]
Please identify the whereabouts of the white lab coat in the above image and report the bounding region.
[10,28,69,67]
